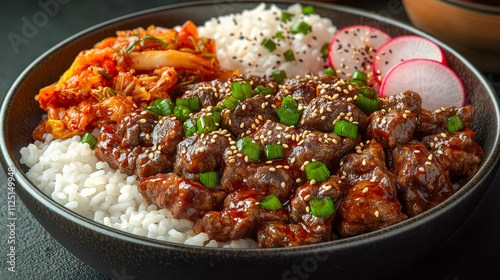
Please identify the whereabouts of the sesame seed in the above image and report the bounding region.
[296,178,302,183]
[425,161,431,165]
[244,155,249,162]
[405,110,411,114]
[437,150,444,154]
[414,150,421,153]
[298,140,305,145]
[362,187,369,193]
[281,182,286,188]
[226,150,233,155]
[374,211,379,217]
[362,159,366,165]
[139,119,146,123]
[229,159,236,163]
[418,167,425,172]
[269,167,276,171]
[441,133,447,138]
[310,179,316,185]
[428,155,433,160]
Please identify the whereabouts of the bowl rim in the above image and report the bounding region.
[441,0,500,15]
[1,0,500,257]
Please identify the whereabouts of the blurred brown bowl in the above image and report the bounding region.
[402,0,500,73]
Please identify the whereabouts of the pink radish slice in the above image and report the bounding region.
[380,58,465,110]
[373,35,446,84]
[328,25,391,82]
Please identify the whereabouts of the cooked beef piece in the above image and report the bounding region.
[416,105,474,135]
[315,80,359,102]
[336,167,407,237]
[283,72,338,90]
[95,111,184,177]
[220,94,278,138]
[365,111,417,148]
[174,130,233,182]
[179,79,228,108]
[276,82,316,107]
[299,96,368,132]
[422,128,483,180]
[220,150,295,201]
[257,222,325,248]
[336,140,406,236]
[388,140,454,217]
[378,90,422,114]
[230,74,279,94]
[194,189,287,241]
[138,173,226,220]
[337,140,387,188]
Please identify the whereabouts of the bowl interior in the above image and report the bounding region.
[1,0,499,254]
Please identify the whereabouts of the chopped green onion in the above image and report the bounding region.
[81,133,97,150]
[178,76,199,87]
[321,43,330,61]
[305,161,330,183]
[283,49,295,62]
[255,84,273,95]
[197,115,217,134]
[302,5,316,14]
[236,137,260,162]
[212,105,225,113]
[281,12,294,22]
[346,79,366,87]
[352,71,368,83]
[143,34,169,46]
[174,105,191,121]
[222,96,240,110]
[97,70,112,80]
[356,94,379,116]
[211,111,221,124]
[291,21,312,35]
[176,97,200,111]
[310,197,335,217]
[274,31,285,40]
[145,106,162,115]
[259,194,282,211]
[125,38,140,54]
[276,106,301,126]
[265,144,284,160]
[261,38,276,52]
[323,67,336,76]
[445,115,464,133]
[155,99,175,116]
[200,171,219,188]
[236,137,252,150]
[281,96,297,109]
[272,70,287,84]
[357,87,378,100]
[334,120,358,139]
[184,119,197,137]
[231,82,252,100]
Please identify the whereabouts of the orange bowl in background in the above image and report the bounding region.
[402,0,500,73]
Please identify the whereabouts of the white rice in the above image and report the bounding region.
[20,4,338,248]
[20,134,257,248]
[198,3,336,78]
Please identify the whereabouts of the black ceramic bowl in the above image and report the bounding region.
[1,1,499,279]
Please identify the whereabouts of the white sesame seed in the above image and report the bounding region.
[418,167,425,172]
[362,187,369,193]
[374,211,379,217]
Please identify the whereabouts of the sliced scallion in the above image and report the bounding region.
[291,21,312,35]
[356,88,379,116]
[274,31,285,40]
[272,70,287,84]
[310,196,335,217]
[222,96,240,110]
[265,144,284,160]
[277,107,301,126]
[143,34,169,46]
[145,106,162,115]
[305,161,330,183]
[231,81,252,100]
[176,96,200,111]
[236,137,252,150]
[346,79,366,87]
[281,96,297,109]
[281,12,294,22]
[197,115,217,134]
[97,70,112,80]
[211,111,221,124]
[284,49,295,62]
[261,38,276,52]
[236,137,260,162]
[352,71,368,83]
[302,6,316,14]
[125,38,140,54]
[323,67,336,76]
[200,171,219,188]
[81,133,97,150]
[259,194,282,211]
[255,84,273,95]
[174,105,191,121]
[445,115,464,133]
[155,99,175,116]
[184,119,197,137]
[321,43,330,61]
[334,120,358,139]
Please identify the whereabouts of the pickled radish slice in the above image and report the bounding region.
[380,58,465,110]
[373,35,446,84]
[328,25,391,82]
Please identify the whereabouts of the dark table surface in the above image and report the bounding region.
[1,0,499,279]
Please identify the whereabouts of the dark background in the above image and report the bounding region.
[0,0,499,279]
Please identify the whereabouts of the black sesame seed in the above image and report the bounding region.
[337,44,342,50]
[389,49,392,54]
[232,56,237,59]
[299,59,303,63]
[385,61,389,65]
[313,36,317,40]
[233,18,238,25]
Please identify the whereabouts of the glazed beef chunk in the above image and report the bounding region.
[174,130,233,182]
[194,189,287,241]
[276,82,316,107]
[299,96,368,132]
[388,140,454,217]
[365,110,417,148]
[422,127,483,180]
[315,79,359,102]
[179,79,228,108]
[257,175,345,248]
[416,105,474,135]
[95,111,184,177]
[378,90,422,114]
[138,173,226,220]
[336,140,406,236]
[220,94,278,137]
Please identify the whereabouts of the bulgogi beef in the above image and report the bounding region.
[94,73,483,248]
